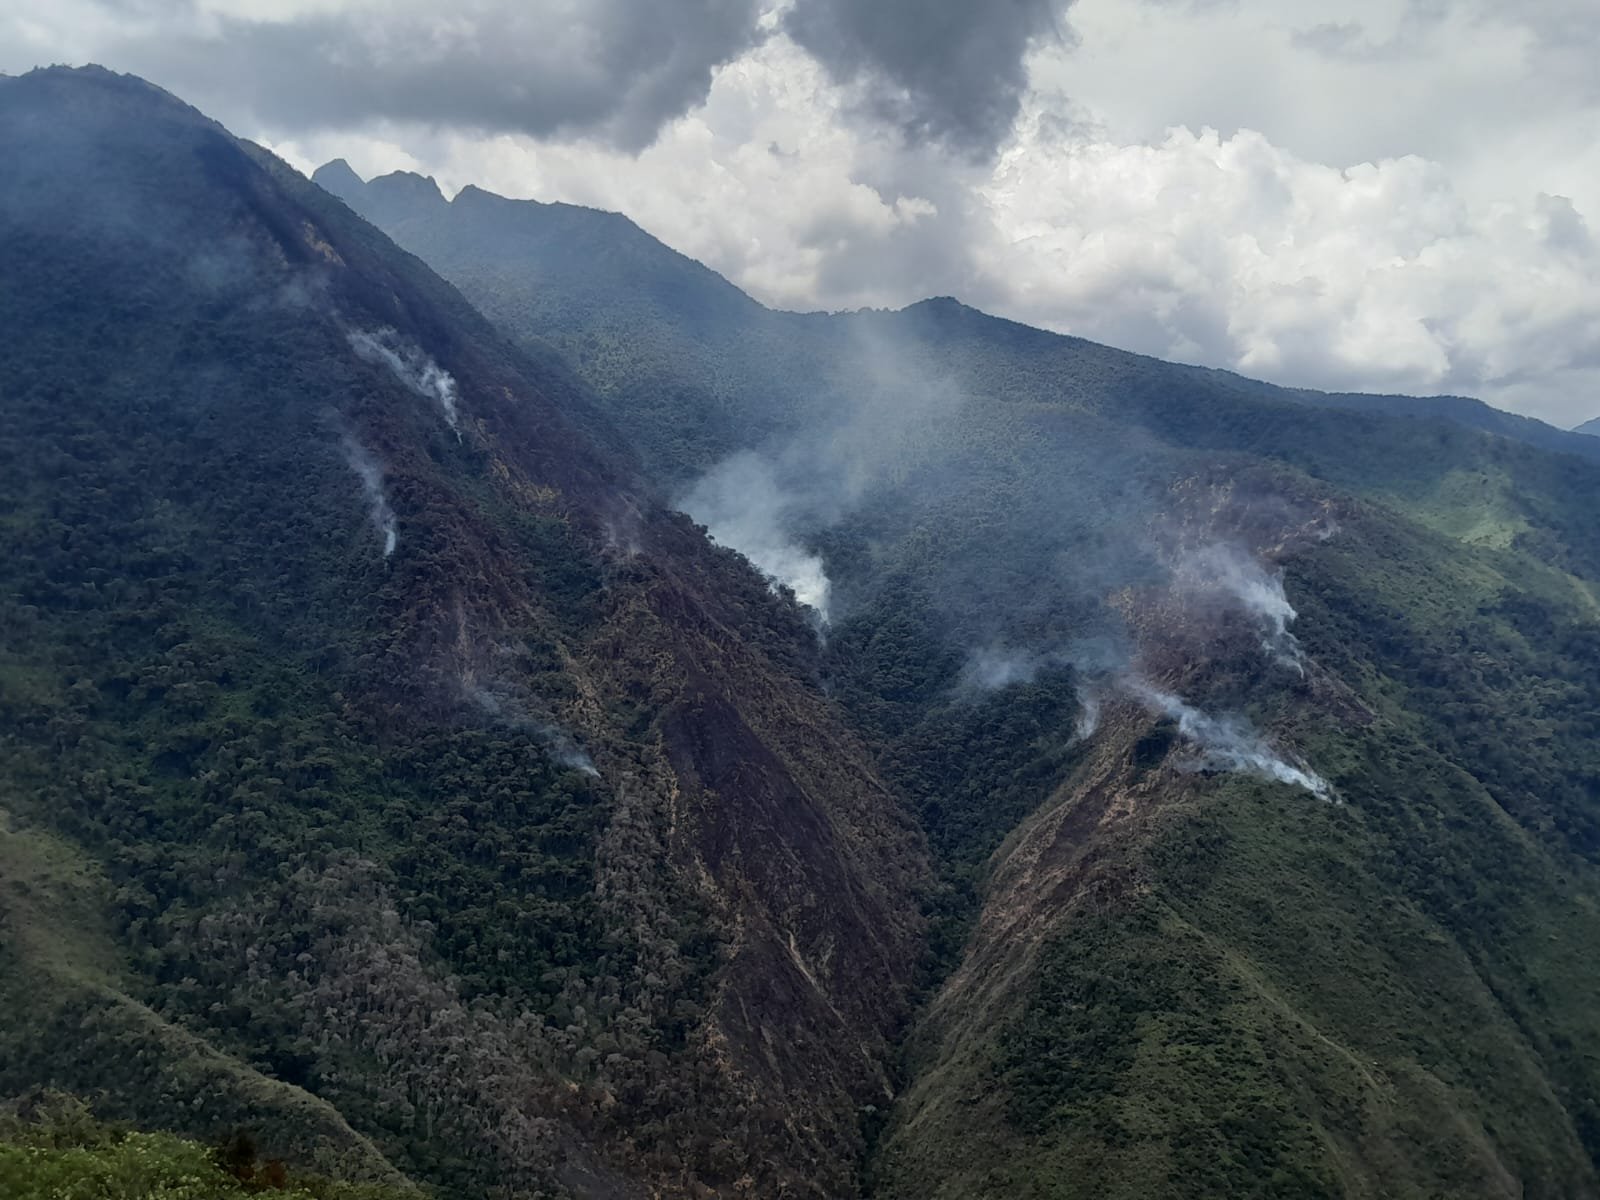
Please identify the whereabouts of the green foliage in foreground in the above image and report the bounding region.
[0,1096,414,1200]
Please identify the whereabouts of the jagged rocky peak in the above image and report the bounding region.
[309,156,365,204]
[313,159,448,225]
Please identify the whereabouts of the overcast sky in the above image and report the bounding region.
[8,0,1600,425]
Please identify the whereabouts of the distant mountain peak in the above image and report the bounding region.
[366,169,446,210]
[312,161,446,226]
[309,157,364,204]
[1572,415,1600,436]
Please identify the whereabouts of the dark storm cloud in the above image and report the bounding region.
[784,0,1071,158]
[76,0,1072,158]
[105,0,767,151]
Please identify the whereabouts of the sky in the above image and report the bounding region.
[6,0,1600,426]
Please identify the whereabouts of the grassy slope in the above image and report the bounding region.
[0,823,410,1185]
[0,1094,417,1199]
[873,476,1600,1199]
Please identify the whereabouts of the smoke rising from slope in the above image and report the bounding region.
[680,453,834,622]
[961,646,1050,691]
[675,317,988,624]
[468,684,600,777]
[349,327,462,436]
[1072,690,1101,742]
[1176,543,1306,673]
[341,434,398,557]
[669,306,1333,801]
[1122,677,1331,799]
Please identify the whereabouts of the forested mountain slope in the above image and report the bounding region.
[322,161,1600,1198]
[0,66,928,1199]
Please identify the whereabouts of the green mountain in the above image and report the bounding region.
[316,162,1600,1198]
[0,66,927,1199]
[6,60,1600,1200]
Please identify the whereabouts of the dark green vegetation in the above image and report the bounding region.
[0,67,925,1199]
[323,162,1600,1198]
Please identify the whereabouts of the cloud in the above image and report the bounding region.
[783,0,1070,158]
[974,113,1600,424]
[84,0,769,151]
[15,0,1073,160]
[265,16,1600,425]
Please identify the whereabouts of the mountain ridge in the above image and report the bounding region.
[316,160,1600,471]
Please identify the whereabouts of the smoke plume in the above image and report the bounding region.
[348,327,462,437]
[1121,677,1330,799]
[534,724,601,777]
[341,434,398,557]
[679,451,832,623]
[468,684,601,777]
[1176,543,1306,673]
[1072,689,1102,742]
[675,320,986,626]
[961,645,1047,691]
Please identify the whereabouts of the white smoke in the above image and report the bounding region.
[1121,677,1331,800]
[468,685,600,777]
[341,434,397,557]
[960,632,1131,696]
[534,724,601,777]
[1178,543,1306,674]
[961,646,1044,691]
[348,327,462,437]
[1072,690,1102,742]
[679,451,832,624]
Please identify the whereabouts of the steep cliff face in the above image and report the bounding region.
[0,66,924,1198]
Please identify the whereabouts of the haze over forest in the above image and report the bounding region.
[6,4,1600,1199]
